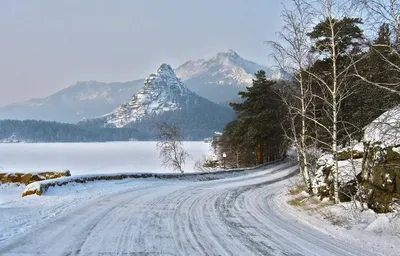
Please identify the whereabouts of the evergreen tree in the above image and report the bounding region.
[216,70,287,167]
[343,23,400,142]
[307,16,365,146]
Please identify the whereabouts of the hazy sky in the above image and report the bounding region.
[0,0,289,106]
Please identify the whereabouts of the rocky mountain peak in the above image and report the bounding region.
[216,49,240,60]
[144,63,185,91]
[157,63,176,77]
[104,63,191,128]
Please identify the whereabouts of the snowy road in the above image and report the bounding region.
[0,161,380,256]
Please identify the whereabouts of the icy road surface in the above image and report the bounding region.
[0,162,379,256]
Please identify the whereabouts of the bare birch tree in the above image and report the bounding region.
[156,122,189,174]
[304,0,363,203]
[267,0,314,193]
[354,0,400,43]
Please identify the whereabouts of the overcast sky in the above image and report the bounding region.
[0,0,289,106]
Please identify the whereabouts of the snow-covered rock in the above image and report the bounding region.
[361,105,400,213]
[364,106,400,147]
[337,143,364,160]
[310,107,400,213]
[312,152,363,201]
[365,216,391,233]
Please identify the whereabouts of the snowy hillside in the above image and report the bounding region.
[175,50,281,104]
[0,80,143,123]
[82,64,235,139]
[176,50,272,85]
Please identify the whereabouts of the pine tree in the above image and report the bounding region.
[217,70,287,167]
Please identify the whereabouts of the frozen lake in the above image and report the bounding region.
[0,141,213,175]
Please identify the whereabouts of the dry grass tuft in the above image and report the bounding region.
[288,183,308,196]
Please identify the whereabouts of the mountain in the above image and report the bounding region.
[0,80,143,123]
[0,50,283,123]
[80,64,235,139]
[175,49,278,104]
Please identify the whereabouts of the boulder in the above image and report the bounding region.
[312,153,363,202]
[337,143,364,161]
[362,144,400,213]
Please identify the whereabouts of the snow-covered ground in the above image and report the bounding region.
[0,141,212,174]
[278,178,400,256]
[0,184,25,205]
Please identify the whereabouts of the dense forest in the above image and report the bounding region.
[214,0,400,205]
[0,120,150,142]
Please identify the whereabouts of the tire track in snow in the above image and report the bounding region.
[0,161,381,256]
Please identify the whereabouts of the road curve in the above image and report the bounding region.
[0,161,380,256]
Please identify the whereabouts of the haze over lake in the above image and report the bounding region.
[0,141,212,175]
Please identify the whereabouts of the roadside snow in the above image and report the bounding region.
[0,184,25,204]
[278,178,400,256]
[0,178,178,244]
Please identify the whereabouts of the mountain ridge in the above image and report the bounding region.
[0,50,283,123]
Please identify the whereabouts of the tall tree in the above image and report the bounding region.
[306,0,364,203]
[217,70,287,168]
[267,0,314,193]
[352,0,400,96]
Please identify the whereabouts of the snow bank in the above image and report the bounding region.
[0,183,25,204]
[278,185,400,256]
[23,160,285,197]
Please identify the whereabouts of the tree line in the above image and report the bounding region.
[0,120,150,142]
[214,0,400,203]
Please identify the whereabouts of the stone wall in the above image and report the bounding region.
[0,170,71,185]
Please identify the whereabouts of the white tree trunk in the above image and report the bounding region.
[328,0,340,203]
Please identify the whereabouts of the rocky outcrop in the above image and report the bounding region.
[361,145,400,213]
[312,144,364,202]
[0,170,71,185]
[361,107,400,213]
[313,106,400,213]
